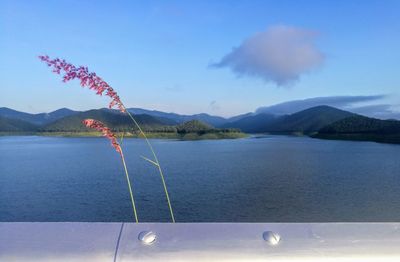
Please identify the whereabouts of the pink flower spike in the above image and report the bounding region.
[38,55,125,112]
[82,119,122,154]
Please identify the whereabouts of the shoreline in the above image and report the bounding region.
[311,133,400,145]
[2,132,399,144]
[0,131,248,140]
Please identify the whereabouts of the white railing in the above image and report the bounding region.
[1,223,400,261]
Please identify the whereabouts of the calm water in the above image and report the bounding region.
[1,135,400,222]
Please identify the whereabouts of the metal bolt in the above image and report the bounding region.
[263,231,281,246]
[138,231,157,245]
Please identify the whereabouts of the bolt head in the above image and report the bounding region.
[263,231,281,246]
[138,231,157,245]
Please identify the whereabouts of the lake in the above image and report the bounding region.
[1,135,400,222]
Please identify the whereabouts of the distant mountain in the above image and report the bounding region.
[127,108,228,127]
[0,116,38,132]
[222,113,277,133]
[315,115,400,144]
[0,107,78,125]
[266,106,355,133]
[41,109,177,132]
[46,108,78,120]
[223,106,355,133]
[226,112,254,123]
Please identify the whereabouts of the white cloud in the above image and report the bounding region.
[256,95,386,115]
[212,25,324,86]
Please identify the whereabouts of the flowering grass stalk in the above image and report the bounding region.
[83,119,138,223]
[123,107,175,222]
[39,55,175,222]
[39,55,125,112]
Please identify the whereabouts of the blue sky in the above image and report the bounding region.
[1,0,399,117]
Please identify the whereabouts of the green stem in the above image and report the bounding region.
[120,132,124,146]
[122,105,175,223]
[120,149,139,223]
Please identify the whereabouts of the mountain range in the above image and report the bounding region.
[1,105,353,133]
[127,108,228,127]
[1,106,400,143]
[0,107,78,125]
[222,106,355,133]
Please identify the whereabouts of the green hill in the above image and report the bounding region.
[41,109,177,132]
[319,115,400,134]
[0,116,38,132]
[314,115,400,144]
